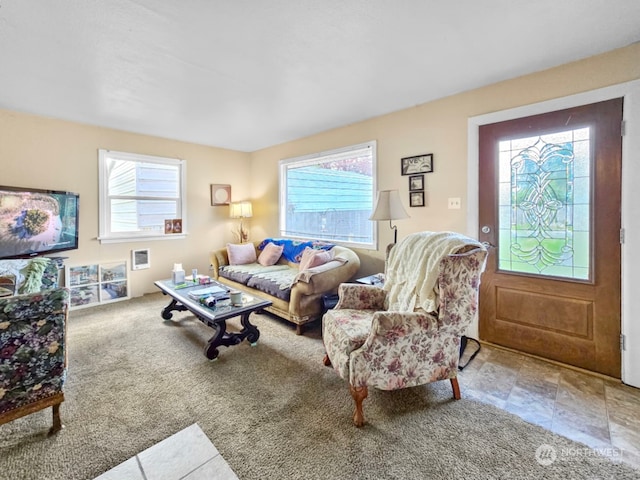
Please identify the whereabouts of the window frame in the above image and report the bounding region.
[98,149,187,244]
[278,140,377,249]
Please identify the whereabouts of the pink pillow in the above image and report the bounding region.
[298,247,334,271]
[227,243,257,265]
[258,242,284,266]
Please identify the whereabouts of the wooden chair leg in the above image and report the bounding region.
[295,324,303,335]
[349,385,368,427]
[322,354,332,367]
[48,403,63,435]
[450,377,461,400]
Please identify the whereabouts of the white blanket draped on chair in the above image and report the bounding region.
[385,231,483,313]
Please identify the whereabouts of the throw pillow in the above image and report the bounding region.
[227,243,257,265]
[257,242,284,266]
[298,246,334,271]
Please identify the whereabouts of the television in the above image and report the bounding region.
[0,185,79,259]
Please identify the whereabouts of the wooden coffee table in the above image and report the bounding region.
[154,279,272,360]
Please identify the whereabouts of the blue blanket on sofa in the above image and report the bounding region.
[257,238,334,263]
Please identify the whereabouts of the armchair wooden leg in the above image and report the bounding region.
[450,377,461,400]
[322,354,332,367]
[48,403,63,435]
[295,324,303,335]
[349,385,368,427]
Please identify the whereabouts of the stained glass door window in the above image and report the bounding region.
[498,127,591,280]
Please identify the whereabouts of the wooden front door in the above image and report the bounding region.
[478,98,623,378]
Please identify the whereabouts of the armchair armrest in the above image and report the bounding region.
[370,311,439,337]
[334,284,387,310]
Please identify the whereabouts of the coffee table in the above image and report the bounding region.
[154,279,272,360]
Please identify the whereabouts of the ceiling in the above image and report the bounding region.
[1,1,639,152]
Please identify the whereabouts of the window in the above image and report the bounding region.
[279,141,376,248]
[98,150,186,243]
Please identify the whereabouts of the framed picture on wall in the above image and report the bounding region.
[401,154,433,175]
[410,191,425,207]
[409,174,424,191]
[210,184,231,205]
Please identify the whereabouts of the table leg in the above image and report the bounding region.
[204,321,227,360]
[203,313,260,359]
[240,312,260,345]
[161,298,189,320]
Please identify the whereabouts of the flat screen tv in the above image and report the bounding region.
[0,185,79,259]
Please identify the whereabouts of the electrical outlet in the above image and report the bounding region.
[448,197,461,209]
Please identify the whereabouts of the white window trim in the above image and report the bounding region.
[279,140,377,249]
[98,149,187,244]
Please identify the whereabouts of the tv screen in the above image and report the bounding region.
[0,185,79,259]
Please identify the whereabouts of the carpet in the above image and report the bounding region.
[0,293,637,480]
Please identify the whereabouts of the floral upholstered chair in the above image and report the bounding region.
[0,287,70,434]
[322,231,487,426]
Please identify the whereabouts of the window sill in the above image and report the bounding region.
[98,234,187,244]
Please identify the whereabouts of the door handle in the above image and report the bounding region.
[481,241,496,249]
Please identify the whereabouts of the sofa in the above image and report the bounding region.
[0,257,69,434]
[210,238,360,334]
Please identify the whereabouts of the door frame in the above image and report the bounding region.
[466,79,640,387]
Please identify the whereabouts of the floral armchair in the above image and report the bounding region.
[0,287,70,434]
[322,232,487,427]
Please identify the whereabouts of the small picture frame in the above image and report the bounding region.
[401,154,433,175]
[410,191,425,207]
[210,184,231,206]
[131,248,150,270]
[409,174,424,191]
[164,218,183,234]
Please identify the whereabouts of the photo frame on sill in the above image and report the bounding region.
[409,174,424,191]
[401,153,433,175]
[410,191,425,207]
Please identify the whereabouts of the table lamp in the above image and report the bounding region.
[229,201,253,243]
[369,190,409,244]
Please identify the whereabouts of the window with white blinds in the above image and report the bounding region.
[98,150,186,243]
[279,141,376,248]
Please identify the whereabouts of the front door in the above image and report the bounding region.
[478,98,623,378]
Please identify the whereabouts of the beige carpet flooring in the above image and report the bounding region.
[0,293,638,479]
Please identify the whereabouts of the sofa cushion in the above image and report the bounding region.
[227,243,257,265]
[257,238,334,263]
[246,268,298,301]
[219,263,289,285]
[257,242,284,266]
[298,246,334,271]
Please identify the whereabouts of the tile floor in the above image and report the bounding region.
[94,424,238,480]
[458,342,640,469]
[95,344,640,479]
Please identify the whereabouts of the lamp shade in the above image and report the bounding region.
[369,190,409,221]
[229,201,253,219]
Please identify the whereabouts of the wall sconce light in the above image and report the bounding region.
[229,201,253,243]
[369,190,409,244]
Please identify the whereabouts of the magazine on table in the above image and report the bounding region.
[187,285,229,300]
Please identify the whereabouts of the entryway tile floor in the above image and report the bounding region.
[458,343,640,470]
[94,423,238,480]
